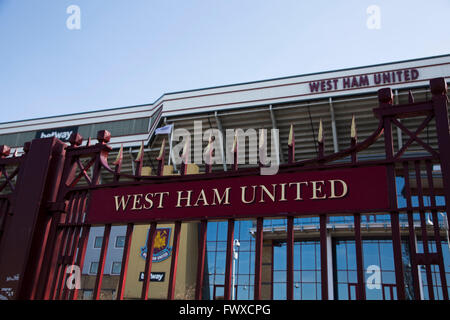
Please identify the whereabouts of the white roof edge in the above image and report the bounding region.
[1,54,449,133]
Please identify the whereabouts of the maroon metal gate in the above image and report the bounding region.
[0,78,449,300]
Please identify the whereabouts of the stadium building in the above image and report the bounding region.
[0,55,449,300]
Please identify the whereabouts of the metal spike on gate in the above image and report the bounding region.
[204,134,214,174]
[408,90,415,104]
[288,124,295,164]
[135,141,144,162]
[258,129,267,167]
[351,115,357,164]
[134,141,144,176]
[231,131,238,171]
[318,119,323,143]
[351,114,357,140]
[156,139,165,176]
[69,133,83,147]
[318,119,324,158]
[113,144,123,180]
[180,136,190,176]
[113,144,123,166]
[97,130,111,145]
[0,145,10,158]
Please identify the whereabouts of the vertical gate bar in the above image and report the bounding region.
[254,217,263,300]
[320,214,328,300]
[41,210,66,299]
[195,220,207,300]
[0,199,7,238]
[141,222,157,300]
[425,160,449,300]
[379,87,406,300]
[61,192,84,300]
[414,160,435,300]
[286,216,294,300]
[167,221,182,300]
[403,161,422,299]
[66,191,89,300]
[51,194,76,299]
[390,212,405,300]
[93,223,111,300]
[430,79,450,234]
[49,212,71,299]
[224,219,235,300]
[354,213,365,300]
[56,193,80,300]
[70,222,91,301]
[116,223,134,300]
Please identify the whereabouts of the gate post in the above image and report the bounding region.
[0,137,66,300]
[378,87,406,300]
[430,78,450,214]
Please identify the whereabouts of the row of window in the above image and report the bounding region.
[93,235,125,249]
[90,235,125,275]
[0,117,151,147]
[89,261,122,275]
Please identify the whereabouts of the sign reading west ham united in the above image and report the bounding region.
[87,166,390,224]
[308,68,420,93]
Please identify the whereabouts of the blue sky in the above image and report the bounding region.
[0,0,449,123]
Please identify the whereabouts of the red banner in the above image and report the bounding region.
[86,166,389,224]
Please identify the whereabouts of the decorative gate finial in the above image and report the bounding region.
[156,138,165,176]
[318,119,324,158]
[0,145,11,158]
[134,141,144,176]
[288,124,295,164]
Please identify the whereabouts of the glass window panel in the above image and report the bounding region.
[337,270,348,283]
[216,241,227,252]
[363,242,380,267]
[381,271,396,284]
[214,274,225,285]
[273,244,286,270]
[217,222,228,240]
[293,270,300,283]
[83,290,93,300]
[379,242,394,270]
[301,283,316,300]
[346,242,356,270]
[207,242,217,252]
[115,236,125,248]
[348,271,357,284]
[273,283,286,300]
[237,252,251,274]
[301,270,316,283]
[366,286,382,300]
[301,243,316,270]
[338,284,348,300]
[207,222,218,240]
[94,236,103,248]
[89,262,98,274]
[111,261,121,274]
[273,271,286,283]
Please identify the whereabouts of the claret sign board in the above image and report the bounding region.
[87,166,390,224]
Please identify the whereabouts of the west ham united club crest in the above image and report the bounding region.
[140,228,172,262]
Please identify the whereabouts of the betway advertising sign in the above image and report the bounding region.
[35,126,78,142]
[87,166,389,224]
